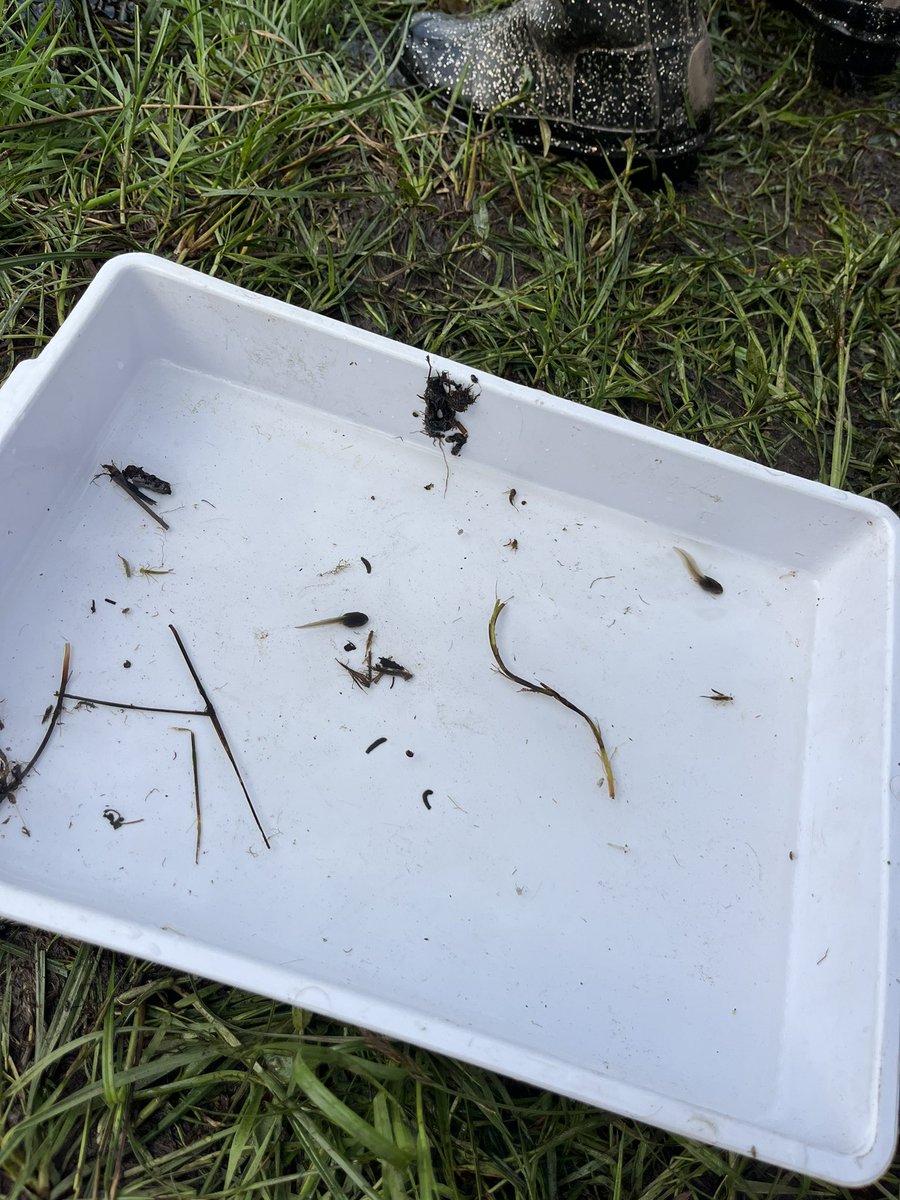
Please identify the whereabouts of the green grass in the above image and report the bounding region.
[1,0,899,1195]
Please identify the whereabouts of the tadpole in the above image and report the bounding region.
[296,612,369,630]
[674,547,723,595]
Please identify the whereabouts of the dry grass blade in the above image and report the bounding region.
[63,692,206,717]
[103,464,170,531]
[173,726,202,863]
[187,728,201,864]
[168,625,270,850]
[0,643,71,801]
[488,599,616,798]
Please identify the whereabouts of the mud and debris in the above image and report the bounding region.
[420,356,479,456]
[101,463,170,530]
[337,632,413,690]
[122,465,171,496]
[102,807,144,830]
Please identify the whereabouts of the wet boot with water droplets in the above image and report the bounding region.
[775,0,899,82]
[400,0,715,168]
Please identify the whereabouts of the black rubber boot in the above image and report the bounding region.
[774,0,899,82]
[17,0,134,33]
[399,0,715,168]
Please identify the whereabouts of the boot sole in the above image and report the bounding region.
[772,0,900,76]
[396,63,712,173]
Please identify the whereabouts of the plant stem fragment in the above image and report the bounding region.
[173,727,201,863]
[487,599,615,799]
[1,643,71,802]
[168,625,270,850]
[102,463,170,531]
[63,693,206,717]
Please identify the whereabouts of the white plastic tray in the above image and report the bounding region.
[0,254,897,1185]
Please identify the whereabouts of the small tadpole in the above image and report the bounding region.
[674,547,723,595]
[296,611,369,630]
[504,538,519,551]
[90,600,96,614]
[507,488,518,507]
[360,556,372,574]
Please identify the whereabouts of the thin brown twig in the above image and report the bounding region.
[63,692,206,717]
[173,727,202,864]
[168,625,270,849]
[188,729,201,864]
[488,599,616,799]
[1,644,71,801]
[103,464,170,531]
